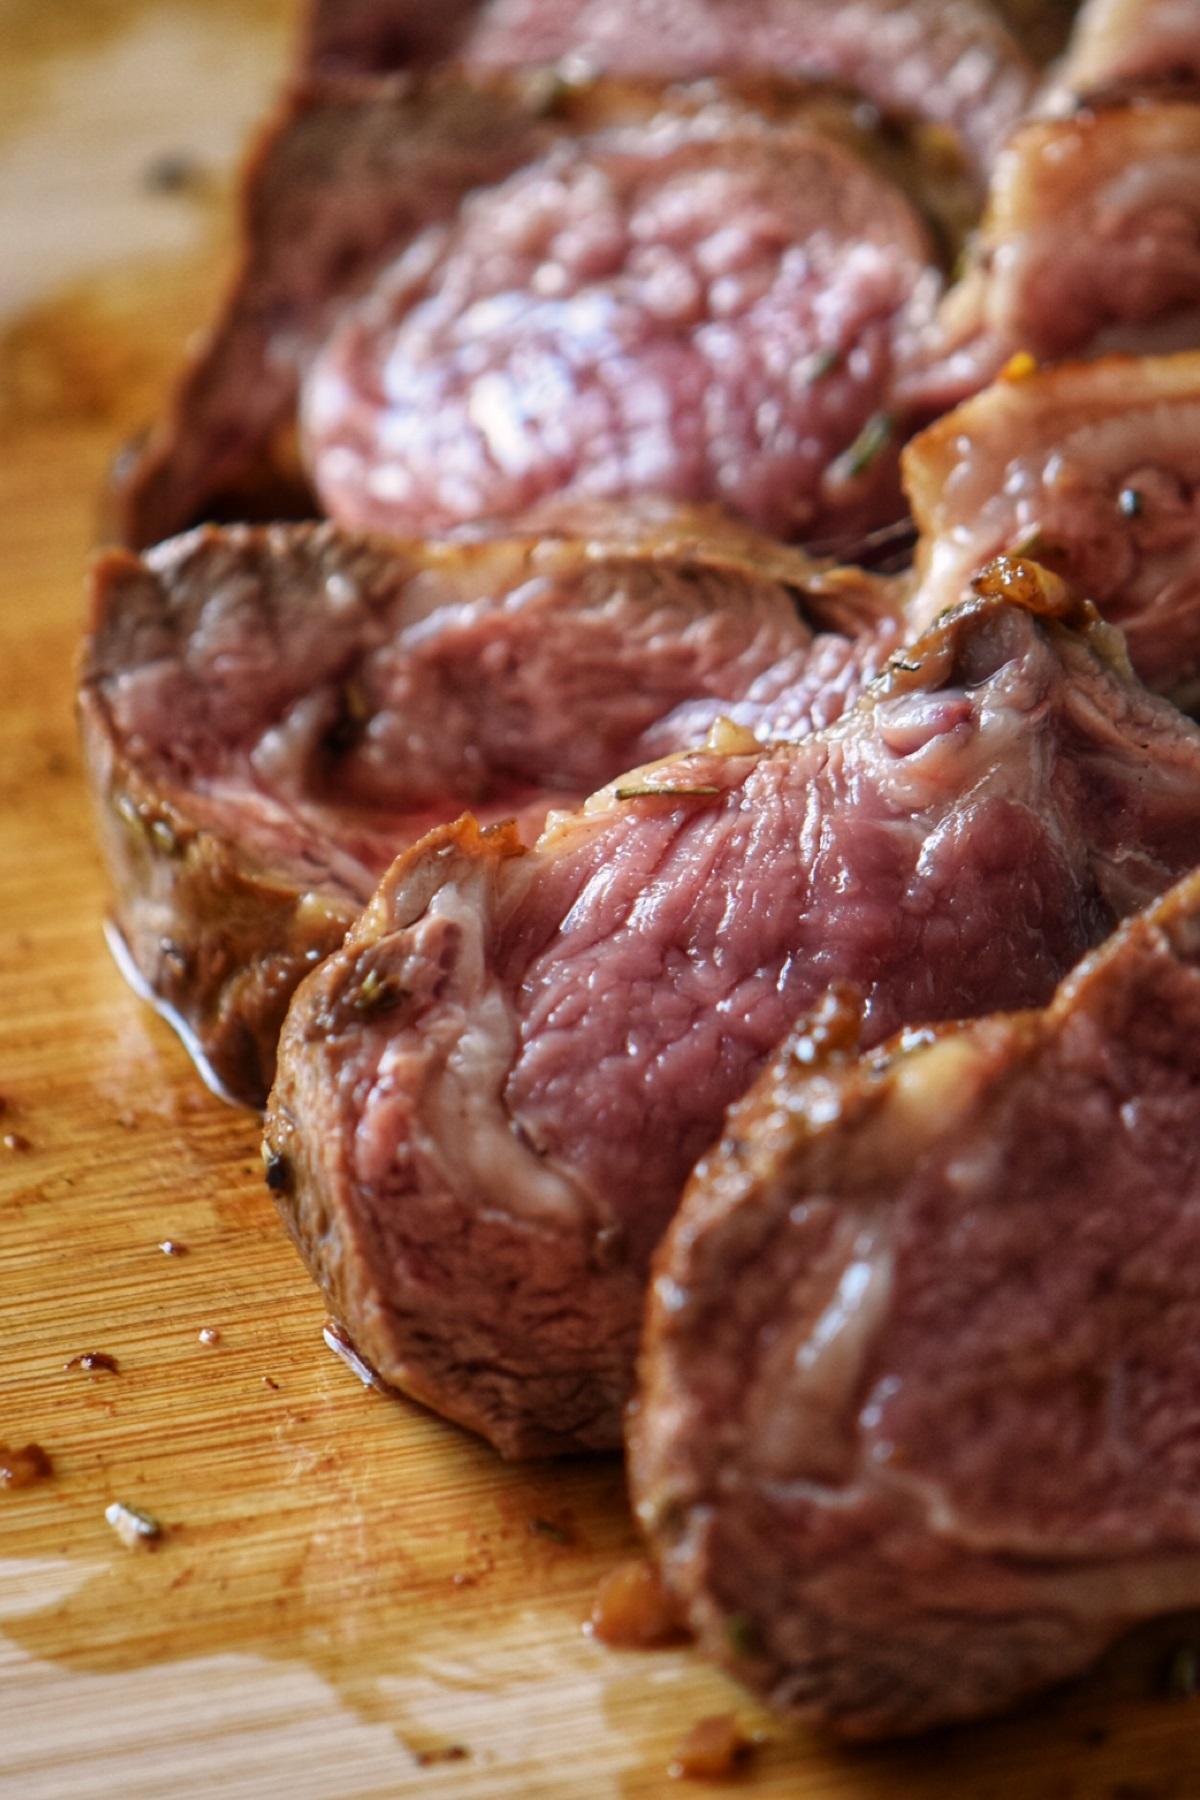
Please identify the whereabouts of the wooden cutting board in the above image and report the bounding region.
[2,4,1199,1795]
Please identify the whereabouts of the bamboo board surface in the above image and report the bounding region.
[2,4,1200,1796]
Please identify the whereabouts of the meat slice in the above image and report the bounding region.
[302,0,1036,175]
[113,75,559,550]
[80,511,889,1105]
[303,111,938,548]
[908,101,1200,408]
[1053,0,1200,103]
[904,354,1200,705]
[262,565,1200,1457]
[116,73,961,553]
[632,864,1200,1739]
[114,73,710,551]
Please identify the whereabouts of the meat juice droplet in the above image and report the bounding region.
[198,1327,221,1347]
[0,1443,53,1489]
[64,1351,120,1374]
[668,1714,750,1782]
[586,1559,685,1648]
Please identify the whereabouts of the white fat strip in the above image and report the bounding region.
[747,1222,893,1486]
[414,880,588,1223]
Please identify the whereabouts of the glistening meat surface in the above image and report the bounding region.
[303,113,938,546]
[264,569,1200,1457]
[117,73,963,552]
[632,867,1200,1739]
[113,73,669,550]
[904,354,1200,705]
[906,101,1200,411]
[81,512,889,1104]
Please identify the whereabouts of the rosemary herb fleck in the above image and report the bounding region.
[1162,1641,1200,1700]
[835,411,894,480]
[801,346,841,384]
[342,678,371,724]
[726,1612,763,1659]
[529,1515,571,1545]
[351,966,407,1013]
[614,784,721,801]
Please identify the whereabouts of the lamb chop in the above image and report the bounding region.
[263,562,1200,1456]
[632,862,1200,1737]
[80,510,892,1105]
[303,105,940,547]
[116,72,962,552]
[94,337,1200,1113]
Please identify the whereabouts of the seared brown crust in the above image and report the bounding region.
[497,495,902,635]
[631,867,1200,1737]
[83,740,355,1108]
[265,818,642,1457]
[906,352,1200,532]
[905,353,1200,532]
[952,102,1200,370]
[79,541,360,1104]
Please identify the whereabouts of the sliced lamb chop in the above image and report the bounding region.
[303,108,939,547]
[906,100,1200,411]
[905,354,1200,705]
[263,562,1200,1457]
[80,511,891,1106]
[301,0,1036,176]
[115,73,961,553]
[632,864,1200,1739]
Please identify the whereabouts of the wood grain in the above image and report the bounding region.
[1,4,1199,1795]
